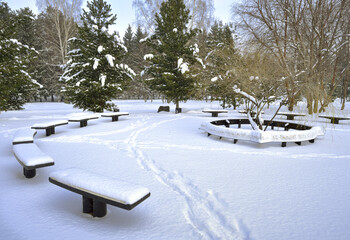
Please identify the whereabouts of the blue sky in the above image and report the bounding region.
[5,0,233,36]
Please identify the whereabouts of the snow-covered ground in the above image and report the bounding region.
[1,100,350,240]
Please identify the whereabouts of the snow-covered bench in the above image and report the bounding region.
[101,112,129,122]
[31,120,68,136]
[276,112,306,120]
[201,119,324,147]
[12,128,37,145]
[68,115,99,127]
[202,109,228,117]
[319,115,350,124]
[13,143,54,178]
[49,168,151,218]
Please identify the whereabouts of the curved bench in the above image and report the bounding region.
[32,120,68,136]
[13,143,54,178]
[49,168,151,217]
[201,119,324,147]
[101,112,129,122]
[12,128,37,145]
[68,115,99,127]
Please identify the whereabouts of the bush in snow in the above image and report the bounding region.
[61,0,134,113]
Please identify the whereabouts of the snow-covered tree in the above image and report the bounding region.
[61,0,134,112]
[205,21,241,109]
[144,0,201,112]
[233,52,285,130]
[0,2,39,112]
[133,0,215,33]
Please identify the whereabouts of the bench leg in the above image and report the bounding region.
[212,113,218,117]
[287,115,294,120]
[83,196,93,214]
[233,139,238,144]
[331,118,339,124]
[112,116,119,122]
[281,142,286,147]
[46,128,51,136]
[23,168,36,178]
[93,200,107,217]
[309,139,315,143]
[80,120,88,127]
[295,142,301,145]
[46,127,55,136]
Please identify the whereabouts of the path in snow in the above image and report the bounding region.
[124,116,248,240]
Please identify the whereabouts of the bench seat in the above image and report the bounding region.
[202,109,228,117]
[49,168,150,217]
[12,128,37,145]
[32,120,68,136]
[13,143,54,178]
[319,115,350,124]
[101,112,129,122]
[68,115,99,127]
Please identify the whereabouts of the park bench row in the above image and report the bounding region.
[203,108,350,124]
[32,112,129,136]
[11,111,150,218]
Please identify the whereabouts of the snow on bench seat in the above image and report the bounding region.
[202,109,228,117]
[12,128,37,145]
[68,114,99,127]
[49,168,151,217]
[31,120,68,136]
[13,143,54,178]
[101,112,129,122]
[319,115,350,124]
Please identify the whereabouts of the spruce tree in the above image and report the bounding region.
[144,0,200,112]
[205,21,241,109]
[0,3,39,112]
[61,0,134,112]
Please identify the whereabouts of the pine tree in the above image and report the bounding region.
[144,0,200,112]
[0,3,39,112]
[205,21,241,109]
[61,0,134,112]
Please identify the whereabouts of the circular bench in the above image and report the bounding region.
[200,118,324,147]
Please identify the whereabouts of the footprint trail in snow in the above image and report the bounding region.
[125,117,248,240]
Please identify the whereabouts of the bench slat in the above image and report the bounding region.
[49,168,150,209]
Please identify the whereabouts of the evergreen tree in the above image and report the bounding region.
[205,21,241,109]
[122,26,152,99]
[61,0,134,112]
[0,3,39,112]
[123,25,134,52]
[144,0,200,112]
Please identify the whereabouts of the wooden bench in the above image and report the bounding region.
[31,120,68,136]
[49,168,151,218]
[277,112,306,120]
[68,115,99,127]
[101,112,129,122]
[238,110,263,117]
[202,109,228,117]
[319,115,350,124]
[13,143,54,178]
[12,128,37,145]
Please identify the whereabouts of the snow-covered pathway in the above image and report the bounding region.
[124,115,248,239]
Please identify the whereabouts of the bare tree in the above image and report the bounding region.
[234,0,350,113]
[36,0,83,64]
[133,0,215,33]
